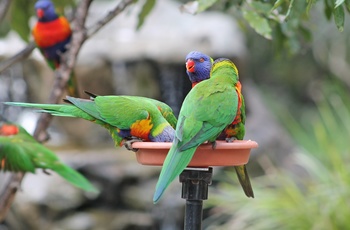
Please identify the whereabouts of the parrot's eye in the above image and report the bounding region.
[199,58,204,63]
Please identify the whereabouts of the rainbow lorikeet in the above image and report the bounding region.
[153,58,240,203]
[185,51,254,198]
[32,0,79,97]
[0,119,97,192]
[5,92,176,149]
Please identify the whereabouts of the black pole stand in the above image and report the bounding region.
[179,167,213,230]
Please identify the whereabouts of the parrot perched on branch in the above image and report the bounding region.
[32,0,79,97]
[0,119,97,192]
[153,58,240,203]
[185,51,254,198]
[5,92,176,149]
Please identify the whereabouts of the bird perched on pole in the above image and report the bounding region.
[153,58,241,203]
[185,51,254,198]
[32,0,80,97]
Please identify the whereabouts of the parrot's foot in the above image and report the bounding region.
[124,138,143,152]
[210,141,217,150]
[225,137,238,143]
[42,169,51,175]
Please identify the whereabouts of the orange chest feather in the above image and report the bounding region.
[232,82,243,125]
[130,119,153,141]
[32,17,71,48]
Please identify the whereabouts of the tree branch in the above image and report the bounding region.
[0,0,92,222]
[0,43,36,74]
[0,173,23,221]
[0,0,11,24]
[33,0,92,141]
[87,0,135,38]
[0,0,137,222]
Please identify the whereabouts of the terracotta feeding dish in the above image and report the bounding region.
[132,140,258,167]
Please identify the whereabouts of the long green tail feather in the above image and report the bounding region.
[53,164,98,193]
[234,165,254,198]
[3,102,95,121]
[153,140,197,203]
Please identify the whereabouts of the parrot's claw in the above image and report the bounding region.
[42,169,51,175]
[210,141,217,150]
[124,138,143,152]
[225,137,238,143]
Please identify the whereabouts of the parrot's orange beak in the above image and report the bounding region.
[186,59,195,73]
[37,9,44,19]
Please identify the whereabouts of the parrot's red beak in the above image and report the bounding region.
[0,125,19,136]
[37,9,44,19]
[186,59,195,73]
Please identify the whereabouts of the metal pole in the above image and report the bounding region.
[179,167,213,230]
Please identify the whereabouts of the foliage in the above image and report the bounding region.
[137,0,156,29]
[181,0,350,53]
[1,0,349,54]
[204,82,350,229]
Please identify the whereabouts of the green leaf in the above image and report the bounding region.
[242,10,272,39]
[299,25,312,42]
[306,0,316,15]
[197,0,218,13]
[137,0,156,30]
[345,0,350,12]
[250,2,273,15]
[335,0,345,8]
[271,0,286,11]
[324,0,333,20]
[333,4,345,31]
[0,22,11,38]
[10,0,33,42]
[284,0,295,20]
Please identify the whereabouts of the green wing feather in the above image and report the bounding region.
[139,97,178,129]
[0,139,36,172]
[5,94,175,145]
[0,124,97,192]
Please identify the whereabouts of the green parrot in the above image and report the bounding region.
[185,51,254,198]
[5,92,176,149]
[0,119,97,192]
[153,58,240,203]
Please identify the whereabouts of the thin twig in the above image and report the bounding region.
[87,0,135,38]
[0,0,11,24]
[0,43,36,74]
[0,173,23,221]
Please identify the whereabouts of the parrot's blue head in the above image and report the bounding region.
[185,51,212,87]
[35,0,58,22]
